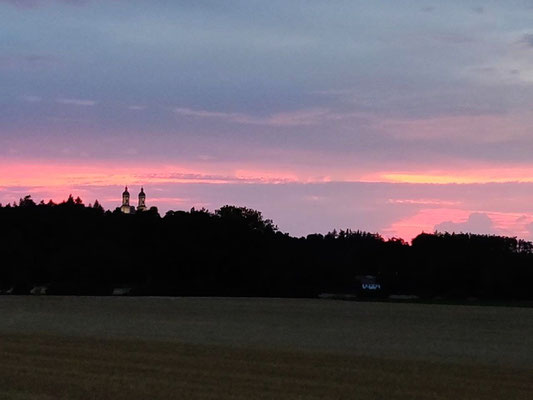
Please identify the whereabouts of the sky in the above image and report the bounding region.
[2,0,533,240]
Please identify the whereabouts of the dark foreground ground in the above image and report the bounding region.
[1,296,532,399]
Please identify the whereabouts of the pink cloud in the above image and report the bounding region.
[387,198,461,206]
[384,208,533,242]
[383,208,470,241]
[0,159,332,190]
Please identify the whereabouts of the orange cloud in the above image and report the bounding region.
[369,165,533,185]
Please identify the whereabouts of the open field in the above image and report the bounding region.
[1,297,533,399]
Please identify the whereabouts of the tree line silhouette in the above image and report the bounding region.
[1,195,533,300]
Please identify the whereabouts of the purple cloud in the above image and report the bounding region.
[435,213,495,235]
[174,107,332,127]
[56,98,97,106]
[0,54,58,68]
[0,0,88,7]
[19,95,42,102]
[522,33,533,47]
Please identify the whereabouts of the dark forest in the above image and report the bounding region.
[1,195,533,301]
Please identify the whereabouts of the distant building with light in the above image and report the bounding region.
[120,186,147,214]
[355,275,385,298]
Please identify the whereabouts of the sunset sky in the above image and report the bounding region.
[2,0,533,240]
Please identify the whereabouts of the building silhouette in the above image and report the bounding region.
[120,186,147,214]
[137,187,146,211]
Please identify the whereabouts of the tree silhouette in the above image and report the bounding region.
[0,195,532,300]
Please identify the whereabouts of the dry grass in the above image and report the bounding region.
[1,333,533,400]
[1,297,533,399]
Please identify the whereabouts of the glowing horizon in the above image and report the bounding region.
[3,158,533,242]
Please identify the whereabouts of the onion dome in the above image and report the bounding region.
[123,186,130,196]
[139,187,145,197]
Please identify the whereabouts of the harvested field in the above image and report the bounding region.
[1,296,533,399]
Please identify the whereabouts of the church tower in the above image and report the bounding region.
[137,187,146,211]
[120,186,131,214]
